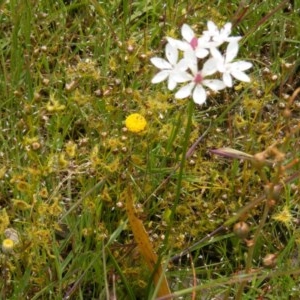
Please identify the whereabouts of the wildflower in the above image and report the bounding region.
[2,238,14,254]
[211,41,253,87]
[150,21,252,105]
[167,24,209,59]
[125,113,147,133]
[175,53,225,105]
[150,43,189,90]
[202,21,241,48]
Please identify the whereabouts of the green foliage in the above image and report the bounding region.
[0,0,299,299]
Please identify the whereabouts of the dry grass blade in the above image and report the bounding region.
[125,186,171,298]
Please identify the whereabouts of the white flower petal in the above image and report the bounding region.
[210,47,222,60]
[203,79,226,91]
[167,78,177,90]
[231,61,253,71]
[183,50,198,75]
[151,70,170,83]
[165,43,178,66]
[227,36,242,43]
[223,73,233,87]
[151,57,172,69]
[231,70,251,82]
[181,24,195,42]
[167,37,189,51]
[226,41,239,63]
[220,23,232,38]
[193,85,207,105]
[202,58,218,76]
[198,35,211,47]
[166,37,179,48]
[195,48,209,59]
[210,48,226,72]
[175,82,195,99]
[172,71,193,83]
[206,21,218,36]
[176,58,190,71]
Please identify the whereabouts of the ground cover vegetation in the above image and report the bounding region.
[0,0,300,299]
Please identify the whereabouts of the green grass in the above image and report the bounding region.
[0,0,300,299]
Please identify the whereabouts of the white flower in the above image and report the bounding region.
[151,43,189,90]
[150,21,253,101]
[203,21,241,48]
[211,41,253,87]
[167,24,209,59]
[175,52,226,105]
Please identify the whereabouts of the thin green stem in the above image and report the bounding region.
[163,100,195,251]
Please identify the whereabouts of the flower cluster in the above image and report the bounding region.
[151,21,253,105]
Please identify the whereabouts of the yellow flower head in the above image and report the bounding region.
[2,238,14,254]
[125,113,147,133]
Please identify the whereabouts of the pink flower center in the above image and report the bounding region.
[190,37,198,50]
[194,73,203,84]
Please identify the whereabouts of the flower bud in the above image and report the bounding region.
[233,221,250,239]
[262,253,277,267]
[253,151,268,168]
